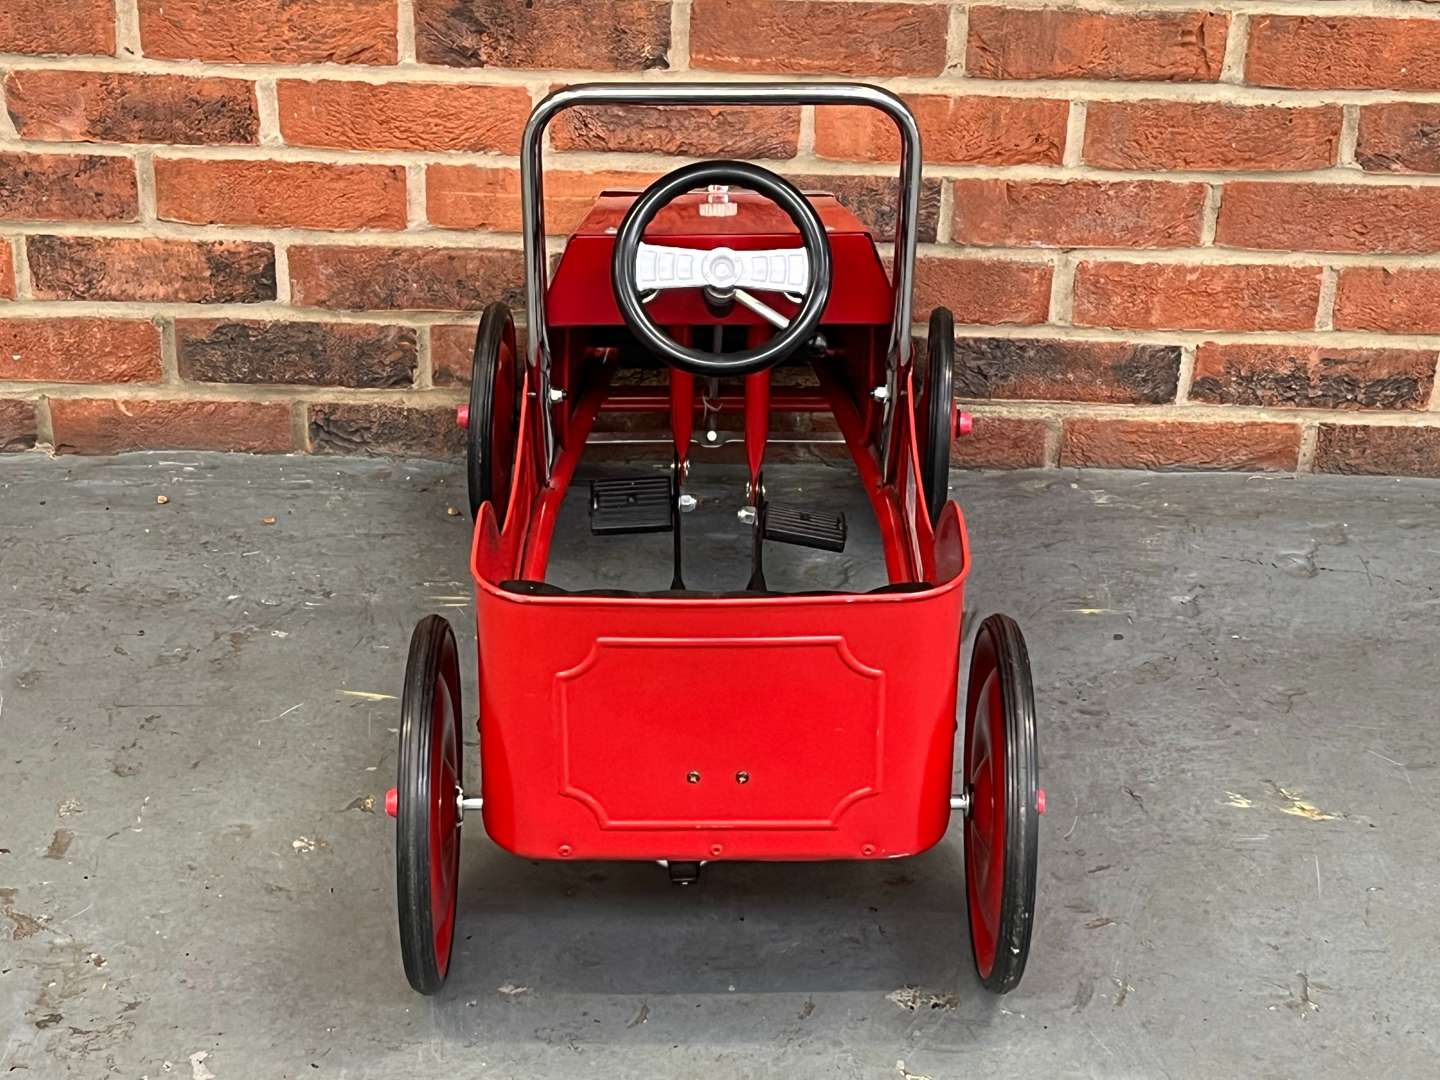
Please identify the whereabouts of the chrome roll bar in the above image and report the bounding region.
[520,82,923,465]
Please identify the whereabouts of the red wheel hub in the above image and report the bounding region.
[428,668,461,976]
[965,644,1006,979]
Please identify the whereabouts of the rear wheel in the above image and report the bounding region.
[467,302,521,524]
[395,615,463,995]
[962,613,1040,994]
[920,307,955,524]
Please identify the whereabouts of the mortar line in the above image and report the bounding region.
[113,0,142,59]
[396,0,417,64]
[1296,423,1320,471]
[291,401,311,452]
[5,376,1439,432]
[1219,12,1250,85]
[1199,184,1222,247]
[12,236,33,300]
[406,162,428,229]
[1042,419,1062,468]
[17,133,1440,189]
[1315,267,1339,331]
[158,316,179,385]
[35,395,55,448]
[11,52,1440,105]
[255,79,282,147]
[945,5,969,76]
[671,0,693,73]
[8,295,1440,350]
[796,105,816,157]
[1338,105,1361,169]
[272,245,291,305]
[135,149,157,221]
[1062,101,1087,167]
[1430,352,1440,411]
[1048,252,1077,325]
[936,181,954,245]
[1175,343,1197,404]
[416,324,434,390]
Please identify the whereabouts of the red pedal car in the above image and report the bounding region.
[385,83,1043,996]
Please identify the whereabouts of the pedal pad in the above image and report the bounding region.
[763,504,846,552]
[589,475,674,535]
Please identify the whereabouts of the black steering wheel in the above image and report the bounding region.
[611,160,833,377]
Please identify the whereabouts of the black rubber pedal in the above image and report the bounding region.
[763,504,846,552]
[589,475,674,535]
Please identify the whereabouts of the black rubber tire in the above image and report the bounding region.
[962,613,1040,995]
[395,614,463,996]
[921,307,955,525]
[467,302,520,524]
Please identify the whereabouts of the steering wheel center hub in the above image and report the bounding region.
[703,247,740,290]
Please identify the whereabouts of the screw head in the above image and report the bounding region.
[686,770,701,784]
[737,506,757,525]
[677,493,698,513]
[871,385,890,402]
[735,771,750,784]
[548,387,566,403]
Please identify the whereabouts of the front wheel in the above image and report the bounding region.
[962,613,1040,994]
[394,614,463,995]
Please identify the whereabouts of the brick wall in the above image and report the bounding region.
[3,1,1440,475]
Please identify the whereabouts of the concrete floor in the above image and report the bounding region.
[1,451,1437,1079]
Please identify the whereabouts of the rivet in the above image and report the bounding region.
[558,844,572,858]
[735,771,750,784]
[861,844,876,856]
[687,770,701,784]
[710,844,723,857]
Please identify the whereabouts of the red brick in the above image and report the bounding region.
[0,399,38,452]
[968,7,1228,82]
[551,103,800,157]
[278,80,531,153]
[50,398,293,454]
[430,321,529,387]
[790,174,942,243]
[428,166,655,234]
[308,403,463,457]
[955,338,1180,405]
[177,320,417,387]
[0,152,137,223]
[1084,101,1341,172]
[28,237,275,304]
[138,0,396,64]
[1073,262,1322,332]
[1313,424,1440,477]
[1335,267,1440,334]
[1192,343,1435,412]
[1216,183,1440,254]
[951,179,1207,249]
[5,71,258,146]
[690,0,948,76]
[1060,419,1301,471]
[0,318,161,383]
[1246,16,1440,92]
[416,0,669,70]
[0,240,13,300]
[914,258,1052,326]
[1356,104,1440,174]
[288,245,524,311]
[950,415,1050,469]
[815,95,1067,166]
[0,0,113,56]
[156,159,407,231]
